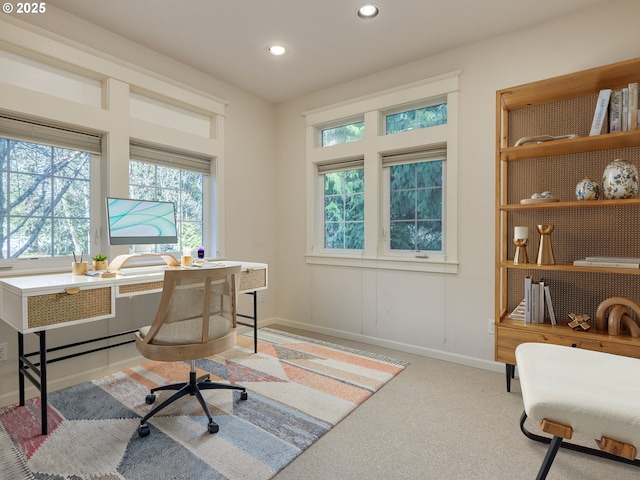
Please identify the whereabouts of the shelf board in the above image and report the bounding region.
[500,260,640,274]
[498,317,640,343]
[498,57,640,109]
[500,130,640,161]
[499,198,640,211]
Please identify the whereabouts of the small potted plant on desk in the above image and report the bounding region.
[92,254,108,271]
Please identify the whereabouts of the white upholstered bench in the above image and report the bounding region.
[515,342,640,480]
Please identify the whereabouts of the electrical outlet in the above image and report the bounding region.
[487,319,495,335]
[258,291,266,303]
[0,342,7,361]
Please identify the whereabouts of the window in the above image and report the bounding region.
[383,149,445,255]
[321,164,364,249]
[305,72,459,273]
[321,121,364,147]
[0,116,101,260]
[386,103,447,134]
[129,143,210,254]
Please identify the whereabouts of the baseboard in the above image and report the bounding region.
[268,317,504,374]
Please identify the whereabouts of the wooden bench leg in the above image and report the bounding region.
[537,436,563,480]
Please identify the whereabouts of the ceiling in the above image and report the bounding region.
[46,0,609,103]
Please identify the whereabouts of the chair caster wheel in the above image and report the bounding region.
[208,422,219,434]
[240,391,248,401]
[138,423,150,437]
[145,394,156,404]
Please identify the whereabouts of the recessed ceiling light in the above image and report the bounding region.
[356,4,379,19]
[268,45,286,56]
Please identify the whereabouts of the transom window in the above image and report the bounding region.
[321,121,364,147]
[386,103,447,134]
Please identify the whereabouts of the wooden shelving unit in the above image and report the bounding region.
[495,58,640,377]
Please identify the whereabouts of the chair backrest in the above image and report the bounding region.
[135,265,241,362]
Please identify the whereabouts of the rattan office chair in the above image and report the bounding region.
[134,265,248,437]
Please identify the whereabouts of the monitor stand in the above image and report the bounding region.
[107,253,180,272]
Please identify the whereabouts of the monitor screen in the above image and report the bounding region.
[106,197,178,246]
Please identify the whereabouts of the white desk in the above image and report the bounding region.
[0,260,267,434]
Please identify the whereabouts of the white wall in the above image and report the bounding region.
[274,0,640,370]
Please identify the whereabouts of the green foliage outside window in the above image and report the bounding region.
[324,169,364,249]
[129,160,204,253]
[386,103,447,135]
[322,121,365,147]
[389,161,442,251]
[0,138,91,258]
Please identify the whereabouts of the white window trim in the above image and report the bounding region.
[304,71,460,274]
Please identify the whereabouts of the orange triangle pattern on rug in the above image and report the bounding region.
[0,328,407,480]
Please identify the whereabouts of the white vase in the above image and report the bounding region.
[575,178,600,201]
[602,159,639,200]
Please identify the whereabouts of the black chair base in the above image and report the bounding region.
[138,362,247,437]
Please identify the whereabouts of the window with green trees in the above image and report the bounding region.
[306,73,458,271]
[388,160,443,251]
[0,136,96,259]
[129,160,204,253]
[323,168,364,249]
[322,121,365,147]
[386,103,447,134]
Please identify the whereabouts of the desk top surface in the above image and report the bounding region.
[0,260,267,295]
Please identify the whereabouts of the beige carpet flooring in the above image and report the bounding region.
[270,325,639,480]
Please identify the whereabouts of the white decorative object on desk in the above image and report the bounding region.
[575,178,600,201]
[602,159,638,199]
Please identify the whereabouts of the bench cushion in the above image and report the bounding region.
[516,342,640,449]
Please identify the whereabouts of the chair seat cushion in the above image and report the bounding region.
[139,315,232,345]
[516,343,640,448]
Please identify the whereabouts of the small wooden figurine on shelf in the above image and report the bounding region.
[568,313,591,331]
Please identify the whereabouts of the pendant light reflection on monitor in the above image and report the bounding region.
[356,4,379,19]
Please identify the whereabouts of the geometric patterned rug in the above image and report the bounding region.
[0,328,407,480]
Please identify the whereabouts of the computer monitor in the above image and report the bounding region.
[106,197,178,246]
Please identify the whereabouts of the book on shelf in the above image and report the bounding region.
[609,89,622,133]
[524,276,532,323]
[590,89,611,136]
[544,285,556,326]
[630,82,639,130]
[622,87,629,132]
[573,259,640,269]
[535,279,544,324]
[585,256,640,263]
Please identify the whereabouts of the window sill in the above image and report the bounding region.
[305,254,459,274]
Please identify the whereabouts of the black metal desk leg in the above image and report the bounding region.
[39,331,47,435]
[252,291,258,353]
[238,291,259,353]
[18,332,25,406]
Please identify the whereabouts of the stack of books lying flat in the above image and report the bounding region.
[573,257,640,269]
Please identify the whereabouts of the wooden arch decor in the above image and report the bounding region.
[595,296,640,337]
